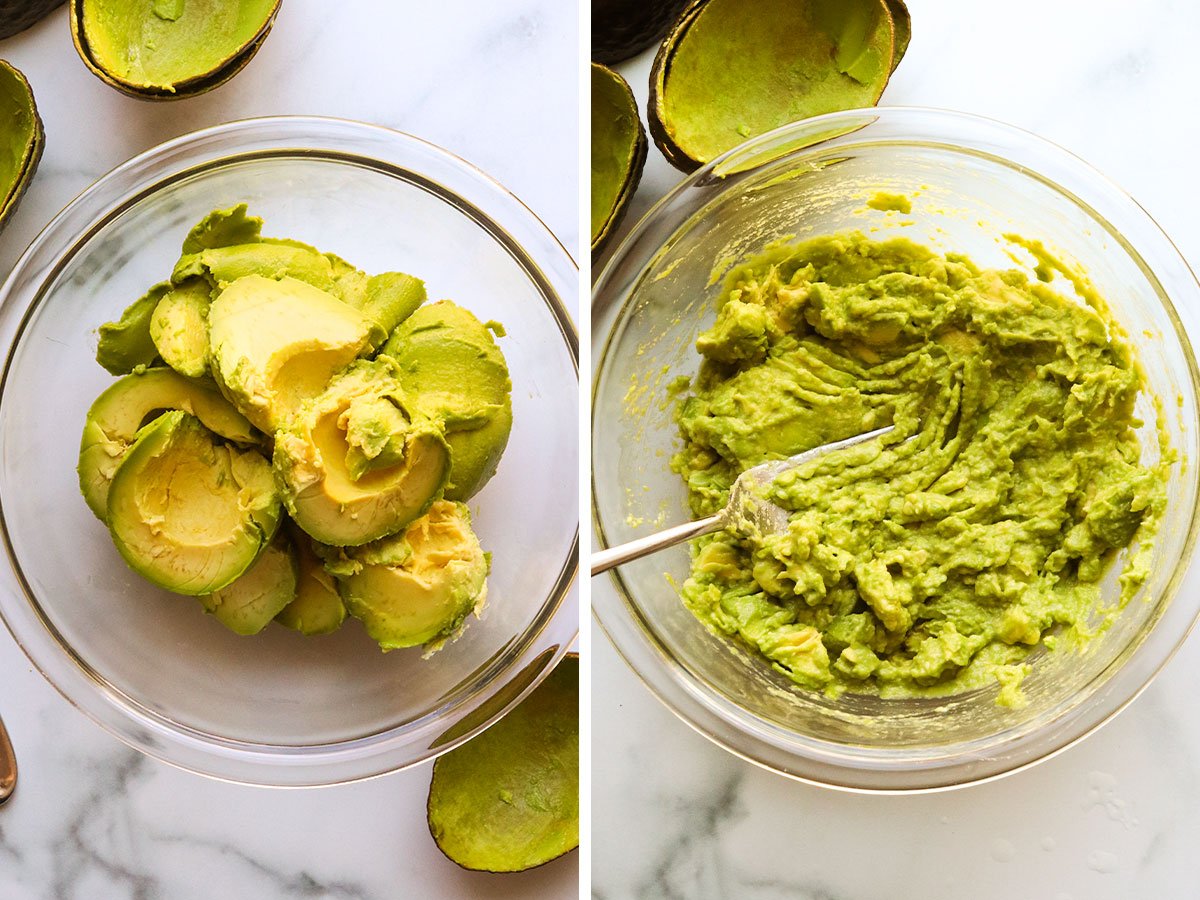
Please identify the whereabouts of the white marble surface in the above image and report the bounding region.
[0,2,578,898]
[594,0,1200,896]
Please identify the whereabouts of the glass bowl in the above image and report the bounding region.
[592,107,1200,792]
[0,116,578,787]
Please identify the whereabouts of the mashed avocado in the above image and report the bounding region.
[672,232,1167,706]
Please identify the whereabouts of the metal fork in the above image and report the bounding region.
[591,425,895,576]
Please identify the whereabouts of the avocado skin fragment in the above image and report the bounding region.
[428,655,578,872]
[590,62,647,261]
[0,0,64,40]
[648,0,899,172]
[884,0,911,71]
[592,0,691,64]
[0,59,44,236]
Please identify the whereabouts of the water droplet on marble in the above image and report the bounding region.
[990,838,1016,863]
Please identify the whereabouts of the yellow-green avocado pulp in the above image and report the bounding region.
[672,232,1168,706]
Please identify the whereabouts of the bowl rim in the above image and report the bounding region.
[591,105,1200,793]
[0,114,579,787]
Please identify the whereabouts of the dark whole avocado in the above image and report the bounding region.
[0,0,64,41]
[592,0,691,65]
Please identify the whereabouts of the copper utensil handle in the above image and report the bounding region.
[0,714,15,805]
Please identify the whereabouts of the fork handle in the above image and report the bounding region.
[591,514,723,576]
[0,714,15,805]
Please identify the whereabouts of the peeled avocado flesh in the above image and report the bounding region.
[107,410,281,595]
[208,274,375,433]
[150,278,212,378]
[651,0,897,170]
[673,232,1167,706]
[78,366,259,520]
[82,206,502,649]
[76,0,278,93]
[200,530,297,635]
[274,358,451,546]
[428,655,578,872]
[96,283,169,375]
[275,525,345,635]
[590,63,646,259]
[383,301,512,501]
[334,500,488,651]
[0,60,43,233]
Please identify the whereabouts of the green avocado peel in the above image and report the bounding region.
[428,654,578,872]
[649,0,899,172]
[71,0,282,98]
[591,62,647,260]
[0,60,44,235]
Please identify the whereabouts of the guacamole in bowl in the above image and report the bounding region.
[592,108,1200,791]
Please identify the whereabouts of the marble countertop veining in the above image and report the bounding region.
[594,0,1200,897]
[0,2,578,898]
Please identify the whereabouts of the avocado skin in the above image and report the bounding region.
[590,63,647,261]
[69,0,281,101]
[0,60,44,236]
[592,0,691,64]
[0,0,64,40]
[427,654,579,872]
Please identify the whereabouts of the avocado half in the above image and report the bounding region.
[70,0,282,100]
[329,499,488,652]
[592,0,691,65]
[106,410,281,595]
[0,60,44,236]
[0,0,65,40]
[591,63,647,261]
[648,0,905,172]
[427,654,578,873]
[382,301,512,502]
[78,366,260,520]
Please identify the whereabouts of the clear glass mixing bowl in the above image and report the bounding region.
[0,117,578,786]
[592,108,1200,791]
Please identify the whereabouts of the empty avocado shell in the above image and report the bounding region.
[648,0,901,172]
[591,62,646,261]
[70,0,282,100]
[0,60,43,235]
[592,0,691,65]
[0,0,65,40]
[885,0,911,71]
[428,654,578,873]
